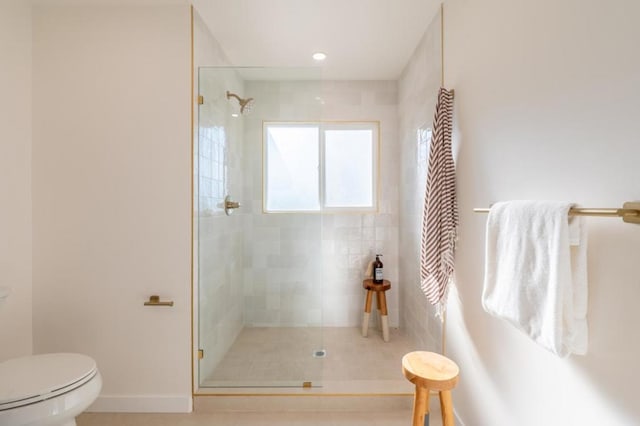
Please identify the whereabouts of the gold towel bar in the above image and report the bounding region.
[474,201,640,224]
[144,295,174,307]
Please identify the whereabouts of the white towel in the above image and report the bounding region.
[482,200,588,357]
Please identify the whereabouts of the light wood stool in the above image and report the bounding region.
[361,279,391,342]
[402,351,459,426]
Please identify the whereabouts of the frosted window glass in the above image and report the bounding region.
[324,130,373,207]
[265,126,320,211]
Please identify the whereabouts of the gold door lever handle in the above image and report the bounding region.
[144,295,174,307]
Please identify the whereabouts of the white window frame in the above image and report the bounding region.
[263,121,379,213]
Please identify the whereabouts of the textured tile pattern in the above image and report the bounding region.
[397,11,443,351]
[196,68,246,380]
[242,80,400,328]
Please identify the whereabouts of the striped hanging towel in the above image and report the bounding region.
[420,87,457,318]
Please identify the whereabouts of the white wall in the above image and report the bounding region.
[243,80,400,327]
[445,0,640,424]
[319,81,400,327]
[32,3,192,412]
[0,0,33,361]
[398,11,443,352]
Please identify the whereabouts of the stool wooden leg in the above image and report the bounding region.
[378,291,389,342]
[380,315,389,342]
[412,385,430,426]
[362,290,374,337]
[439,390,455,426]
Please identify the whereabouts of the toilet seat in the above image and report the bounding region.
[0,353,98,411]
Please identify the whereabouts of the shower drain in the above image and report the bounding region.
[312,349,327,358]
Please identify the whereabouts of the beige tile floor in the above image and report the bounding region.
[202,326,415,393]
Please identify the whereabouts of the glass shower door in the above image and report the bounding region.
[196,67,325,389]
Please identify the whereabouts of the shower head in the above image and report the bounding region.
[226,91,255,114]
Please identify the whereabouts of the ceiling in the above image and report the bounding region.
[192,0,441,81]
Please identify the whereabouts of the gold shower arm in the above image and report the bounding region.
[226,91,241,102]
[473,201,640,224]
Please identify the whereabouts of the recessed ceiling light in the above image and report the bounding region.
[312,52,327,61]
[231,113,239,118]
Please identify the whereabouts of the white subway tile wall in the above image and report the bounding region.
[397,12,443,351]
[196,68,246,381]
[242,80,400,328]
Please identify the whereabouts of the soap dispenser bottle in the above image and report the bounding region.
[373,254,383,284]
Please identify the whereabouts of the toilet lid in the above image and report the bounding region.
[0,353,97,410]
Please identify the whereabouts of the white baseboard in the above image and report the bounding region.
[88,395,192,413]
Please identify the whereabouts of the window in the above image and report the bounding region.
[264,122,379,212]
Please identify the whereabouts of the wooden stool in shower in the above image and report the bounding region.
[402,351,459,426]
[361,279,391,342]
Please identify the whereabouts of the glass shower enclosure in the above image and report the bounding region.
[196,67,326,388]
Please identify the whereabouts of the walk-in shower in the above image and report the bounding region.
[195,66,413,394]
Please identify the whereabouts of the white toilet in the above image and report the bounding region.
[0,353,102,426]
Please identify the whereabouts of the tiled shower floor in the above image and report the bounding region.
[200,326,416,393]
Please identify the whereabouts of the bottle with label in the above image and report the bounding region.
[373,254,383,284]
